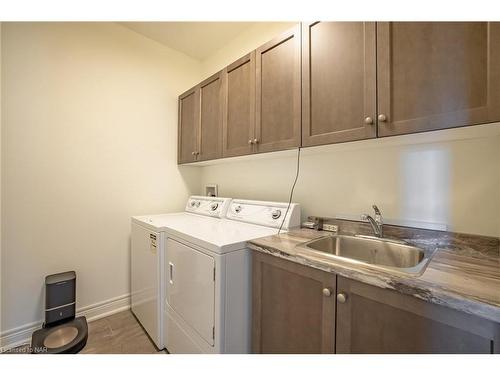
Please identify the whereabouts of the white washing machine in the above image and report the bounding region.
[130,196,232,349]
[163,198,300,354]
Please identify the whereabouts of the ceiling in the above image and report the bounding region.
[119,22,257,60]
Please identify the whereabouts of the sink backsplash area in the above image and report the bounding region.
[306,216,500,258]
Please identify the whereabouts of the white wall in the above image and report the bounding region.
[197,23,500,238]
[200,126,500,237]
[201,22,295,79]
[1,22,202,334]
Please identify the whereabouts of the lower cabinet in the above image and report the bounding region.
[251,252,500,354]
[336,276,499,354]
[252,251,336,354]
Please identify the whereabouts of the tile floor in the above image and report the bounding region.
[3,310,164,354]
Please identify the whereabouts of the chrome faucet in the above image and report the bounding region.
[361,205,383,238]
[313,217,324,231]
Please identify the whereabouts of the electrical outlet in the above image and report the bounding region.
[323,224,338,232]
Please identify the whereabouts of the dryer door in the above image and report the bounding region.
[166,238,215,346]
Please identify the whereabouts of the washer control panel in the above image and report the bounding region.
[226,199,300,229]
[185,196,231,218]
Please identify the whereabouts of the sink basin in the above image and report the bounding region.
[297,235,434,276]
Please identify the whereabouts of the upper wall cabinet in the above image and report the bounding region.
[178,86,199,164]
[302,22,377,146]
[377,22,500,136]
[198,72,224,161]
[179,22,500,164]
[222,52,256,158]
[254,25,301,153]
[178,72,223,164]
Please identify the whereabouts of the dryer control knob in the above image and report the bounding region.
[210,203,219,211]
[234,205,242,213]
[271,209,282,220]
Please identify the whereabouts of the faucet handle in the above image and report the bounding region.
[313,217,324,231]
[372,205,383,226]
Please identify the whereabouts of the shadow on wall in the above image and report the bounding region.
[400,147,451,228]
[178,166,203,197]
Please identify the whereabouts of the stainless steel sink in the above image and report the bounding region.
[297,235,434,276]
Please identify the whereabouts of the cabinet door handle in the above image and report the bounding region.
[322,288,332,297]
[336,293,347,303]
[378,114,388,122]
[364,116,374,125]
[169,262,174,285]
[253,138,259,144]
[248,139,254,144]
[191,151,196,155]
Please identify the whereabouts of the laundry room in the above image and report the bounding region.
[0,0,499,373]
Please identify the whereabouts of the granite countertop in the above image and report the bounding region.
[248,220,500,324]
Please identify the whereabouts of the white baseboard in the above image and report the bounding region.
[0,293,130,352]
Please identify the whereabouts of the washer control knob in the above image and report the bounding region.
[210,203,219,211]
[271,209,282,220]
[190,201,196,207]
[234,205,242,213]
[195,201,201,208]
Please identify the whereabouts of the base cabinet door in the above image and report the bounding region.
[255,25,301,153]
[302,22,377,146]
[336,276,500,354]
[252,252,336,354]
[377,22,500,136]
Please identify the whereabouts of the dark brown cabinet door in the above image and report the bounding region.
[252,252,336,354]
[302,22,377,147]
[336,276,499,353]
[255,25,301,153]
[178,87,199,164]
[198,72,223,161]
[222,53,255,157]
[377,22,500,137]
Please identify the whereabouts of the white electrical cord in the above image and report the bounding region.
[278,147,301,234]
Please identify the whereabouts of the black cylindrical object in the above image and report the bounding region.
[45,271,76,326]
